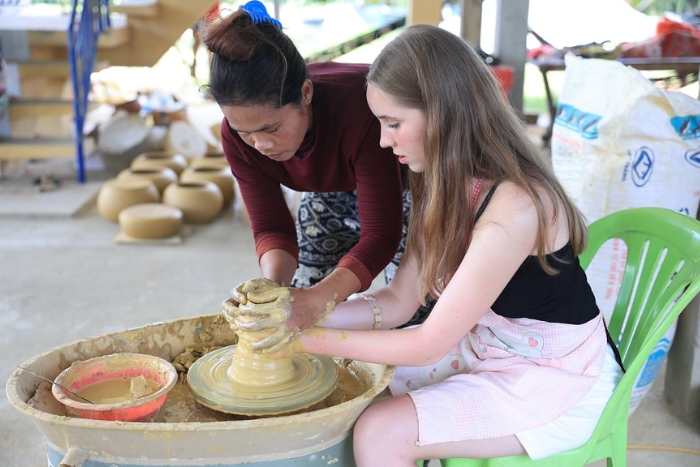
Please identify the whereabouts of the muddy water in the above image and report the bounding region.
[71,377,160,405]
[158,360,369,423]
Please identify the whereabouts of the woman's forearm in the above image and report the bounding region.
[259,249,297,286]
[310,266,361,305]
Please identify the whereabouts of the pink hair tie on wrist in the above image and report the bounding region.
[239,0,283,29]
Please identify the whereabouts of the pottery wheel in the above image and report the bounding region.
[187,345,338,416]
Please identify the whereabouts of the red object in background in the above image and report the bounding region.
[491,65,515,99]
[527,44,557,61]
[621,16,700,58]
[203,1,220,23]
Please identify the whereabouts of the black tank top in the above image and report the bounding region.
[475,183,599,325]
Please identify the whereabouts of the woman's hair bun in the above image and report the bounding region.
[202,10,261,62]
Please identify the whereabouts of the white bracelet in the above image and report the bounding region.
[362,294,382,330]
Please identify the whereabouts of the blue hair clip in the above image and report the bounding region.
[239,1,283,29]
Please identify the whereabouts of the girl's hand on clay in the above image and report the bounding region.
[236,288,335,353]
[283,287,336,339]
[228,282,336,352]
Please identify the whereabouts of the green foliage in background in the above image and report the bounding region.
[629,0,698,15]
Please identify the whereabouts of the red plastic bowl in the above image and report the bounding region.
[51,352,177,422]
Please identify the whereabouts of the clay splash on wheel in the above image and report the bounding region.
[187,344,337,416]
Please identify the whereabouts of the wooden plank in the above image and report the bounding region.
[28,27,130,48]
[14,76,70,100]
[9,99,82,118]
[15,60,110,80]
[23,0,211,68]
[0,138,75,160]
[532,56,700,73]
[407,0,441,25]
[461,0,483,47]
[17,61,72,79]
[111,2,159,18]
[97,0,215,67]
[9,112,75,140]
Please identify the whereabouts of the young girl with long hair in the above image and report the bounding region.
[231,24,623,466]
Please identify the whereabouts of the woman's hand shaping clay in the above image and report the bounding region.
[222,277,336,353]
[222,277,281,332]
[237,287,297,353]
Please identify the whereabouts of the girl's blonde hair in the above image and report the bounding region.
[367,24,587,302]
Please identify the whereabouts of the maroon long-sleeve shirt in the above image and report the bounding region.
[220,62,404,291]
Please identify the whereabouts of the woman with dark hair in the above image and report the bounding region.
[232,24,624,465]
[203,1,429,335]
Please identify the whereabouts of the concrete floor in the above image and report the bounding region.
[1,159,700,466]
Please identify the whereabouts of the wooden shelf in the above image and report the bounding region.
[0,138,76,160]
[111,1,159,18]
[28,27,130,49]
[9,99,82,118]
[15,60,110,80]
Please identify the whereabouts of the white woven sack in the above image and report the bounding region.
[552,54,700,412]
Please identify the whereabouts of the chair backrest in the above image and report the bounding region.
[580,207,700,368]
[577,207,700,443]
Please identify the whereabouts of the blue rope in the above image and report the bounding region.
[67,0,109,183]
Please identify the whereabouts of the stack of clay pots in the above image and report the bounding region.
[96,151,235,240]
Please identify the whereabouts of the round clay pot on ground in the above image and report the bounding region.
[97,179,160,223]
[162,181,223,224]
[188,152,229,170]
[118,203,183,240]
[180,165,235,207]
[131,151,188,176]
[116,167,178,195]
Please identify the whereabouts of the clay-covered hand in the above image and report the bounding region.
[236,288,335,353]
[222,277,280,331]
[230,277,281,306]
[235,286,295,353]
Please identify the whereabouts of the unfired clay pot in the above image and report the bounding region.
[131,151,188,176]
[180,166,235,207]
[116,167,178,195]
[118,203,183,239]
[97,179,160,223]
[189,152,229,170]
[162,181,223,224]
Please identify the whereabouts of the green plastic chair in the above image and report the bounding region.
[439,207,700,467]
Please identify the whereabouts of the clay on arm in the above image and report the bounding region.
[300,184,543,366]
[319,249,423,330]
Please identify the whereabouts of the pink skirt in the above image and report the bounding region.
[390,309,609,450]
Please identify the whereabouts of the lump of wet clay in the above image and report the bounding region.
[129,376,155,399]
[29,381,67,416]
